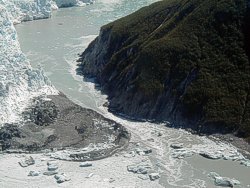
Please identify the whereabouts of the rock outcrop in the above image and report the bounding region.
[78,0,250,140]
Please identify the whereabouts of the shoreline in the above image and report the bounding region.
[211,134,250,159]
[108,105,250,159]
[0,92,130,162]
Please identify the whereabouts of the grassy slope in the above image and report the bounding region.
[90,0,250,140]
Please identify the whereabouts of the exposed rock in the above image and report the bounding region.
[149,173,160,181]
[1,95,130,162]
[78,0,250,141]
[22,97,59,126]
[19,156,35,167]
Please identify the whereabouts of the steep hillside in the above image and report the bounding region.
[78,0,250,141]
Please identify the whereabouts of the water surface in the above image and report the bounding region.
[16,1,250,187]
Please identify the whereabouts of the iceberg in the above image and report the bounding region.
[208,172,241,187]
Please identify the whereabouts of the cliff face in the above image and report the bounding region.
[79,0,250,140]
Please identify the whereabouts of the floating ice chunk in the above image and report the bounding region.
[86,173,94,178]
[138,174,149,180]
[51,1,59,10]
[200,151,222,160]
[79,162,92,167]
[240,159,250,167]
[47,161,59,171]
[135,148,152,155]
[54,173,70,183]
[43,171,58,176]
[170,143,184,149]
[149,173,160,181]
[171,149,194,159]
[208,172,240,187]
[28,170,40,176]
[127,164,151,174]
[19,156,35,167]
[123,151,136,158]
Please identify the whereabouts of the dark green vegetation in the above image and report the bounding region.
[79,0,250,141]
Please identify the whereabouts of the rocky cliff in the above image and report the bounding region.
[78,0,250,140]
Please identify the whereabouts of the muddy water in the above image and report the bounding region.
[16,1,250,187]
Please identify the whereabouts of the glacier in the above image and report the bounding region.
[0,0,95,126]
[0,4,58,126]
[0,0,95,24]
[0,0,52,24]
[54,0,94,8]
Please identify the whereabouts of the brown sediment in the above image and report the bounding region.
[0,92,130,161]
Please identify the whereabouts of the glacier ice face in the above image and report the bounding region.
[0,0,52,24]
[0,0,95,24]
[54,0,94,8]
[0,0,95,125]
[0,5,58,126]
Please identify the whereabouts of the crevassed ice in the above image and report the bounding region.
[54,0,94,8]
[0,0,95,125]
[0,0,52,24]
[0,0,95,24]
[0,5,58,126]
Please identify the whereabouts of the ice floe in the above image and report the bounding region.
[208,172,241,187]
